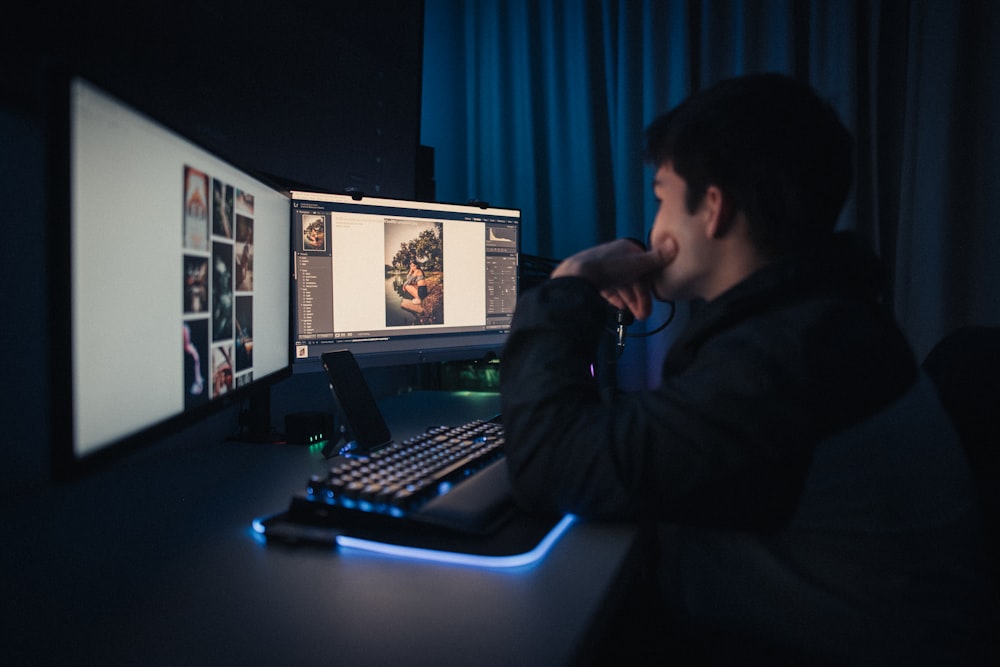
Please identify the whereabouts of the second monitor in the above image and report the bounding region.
[291,192,521,370]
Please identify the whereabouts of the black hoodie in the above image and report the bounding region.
[499,232,993,663]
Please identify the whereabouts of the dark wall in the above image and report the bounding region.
[0,0,425,497]
[1,0,424,198]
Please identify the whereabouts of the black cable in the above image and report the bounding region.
[608,300,676,359]
[629,300,675,338]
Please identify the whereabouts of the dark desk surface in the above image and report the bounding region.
[1,391,638,665]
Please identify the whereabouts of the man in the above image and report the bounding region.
[500,74,994,663]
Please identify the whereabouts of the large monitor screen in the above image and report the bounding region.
[48,76,292,478]
[290,191,520,369]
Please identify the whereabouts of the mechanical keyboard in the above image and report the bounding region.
[307,418,504,516]
[282,418,517,535]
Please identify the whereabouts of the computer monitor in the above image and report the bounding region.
[290,191,520,370]
[47,75,292,479]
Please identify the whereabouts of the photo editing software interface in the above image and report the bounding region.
[291,192,520,368]
[60,77,291,468]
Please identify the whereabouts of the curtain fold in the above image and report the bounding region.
[422,0,1000,386]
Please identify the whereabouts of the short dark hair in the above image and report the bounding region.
[644,73,853,257]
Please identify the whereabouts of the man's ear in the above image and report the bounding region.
[702,184,734,239]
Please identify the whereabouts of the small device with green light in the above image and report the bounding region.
[284,411,334,447]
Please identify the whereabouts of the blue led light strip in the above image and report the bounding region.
[335,514,577,569]
[250,516,273,536]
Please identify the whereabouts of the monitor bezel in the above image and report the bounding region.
[288,190,520,371]
[46,70,295,482]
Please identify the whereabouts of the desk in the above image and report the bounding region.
[0,391,639,665]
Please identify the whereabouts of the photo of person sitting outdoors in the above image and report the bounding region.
[403,260,427,304]
[385,221,444,325]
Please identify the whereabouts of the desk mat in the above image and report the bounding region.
[254,508,572,567]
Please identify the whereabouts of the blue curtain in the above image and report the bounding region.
[421,0,1000,388]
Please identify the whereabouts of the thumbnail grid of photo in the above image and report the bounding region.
[182,165,255,408]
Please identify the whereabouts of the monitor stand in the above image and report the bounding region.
[233,385,284,444]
